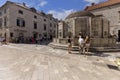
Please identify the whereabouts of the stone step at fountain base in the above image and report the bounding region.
[49,43,120,52]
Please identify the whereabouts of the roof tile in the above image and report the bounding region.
[85,0,120,11]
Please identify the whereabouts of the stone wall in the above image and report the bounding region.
[53,38,68,44]
[0,2,58,40]
[91,16,109,38]
[90,38,116,47]
[90,4,120,36]
[53,37,116,47]
[75,17,89,37]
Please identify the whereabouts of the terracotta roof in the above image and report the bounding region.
[65,11,94,19]
[85,0,120,11]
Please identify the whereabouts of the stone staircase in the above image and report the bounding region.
[49,42,120,52]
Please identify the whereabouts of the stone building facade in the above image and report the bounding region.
[58,21,68,38]
[65,11,93,38]
[55,11,115,47]
[85,0,120,41]
[0,1,58,42]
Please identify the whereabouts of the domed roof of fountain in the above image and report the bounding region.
[66,11,94,19]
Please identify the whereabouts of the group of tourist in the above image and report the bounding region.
[10,36,52,44]
[11,37,39,44]
[0,36,52,45]
[68,32,90,54]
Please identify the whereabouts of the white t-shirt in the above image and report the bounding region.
[78,37,84,45]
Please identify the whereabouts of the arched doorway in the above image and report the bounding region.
[33,33,38,39]
[32,32,38,39]
[19,33,24,43]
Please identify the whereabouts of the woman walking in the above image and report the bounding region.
[68,36,72,54]
[84,36,90,54]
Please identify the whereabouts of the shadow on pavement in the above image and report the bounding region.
[107,64,120,71]
[71,51,110,57]
[92,52,110,57]
[39,40,52,45]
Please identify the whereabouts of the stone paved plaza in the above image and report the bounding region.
[0,43,120,80]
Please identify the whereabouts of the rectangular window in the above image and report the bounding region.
[16,18,25,27]
[16,19,20,26]
[34,22,37,29]
[4,17,7,27]
[22,20,25,27]
[34,15,37,19]
[50,23,52,27]
[10,32,13,37]
[44,24,46,31]
[0,12,2,16]
[119,11,120,21]
[54,24,56,28]
[18,10,23,14]
[0,33,2,37]
[44,19,46,21]
[0,18,2,27]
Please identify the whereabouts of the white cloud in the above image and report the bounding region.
[47,9,76,20]
[85,0,100,3]
[84,0,107,7]
[84,0,107,3]
[39,0,48,7]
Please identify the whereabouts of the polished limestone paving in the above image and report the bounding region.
[0,43,120,80]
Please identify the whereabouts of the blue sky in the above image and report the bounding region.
[0,0,106,20]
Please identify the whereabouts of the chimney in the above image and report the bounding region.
[91,3,95,6]
[23,3,26,6]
